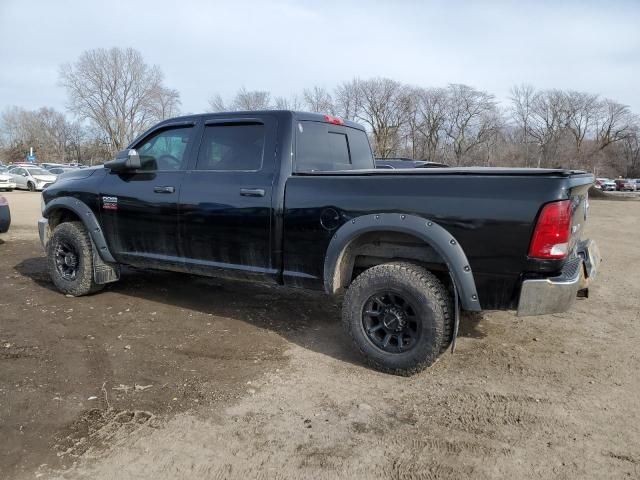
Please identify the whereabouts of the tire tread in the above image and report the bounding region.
[342,261,453,376]
[47,221,103,296]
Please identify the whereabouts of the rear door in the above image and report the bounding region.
[179,115,278,281]
[99,121,197,266]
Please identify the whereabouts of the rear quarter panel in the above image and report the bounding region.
[283,172,593,310]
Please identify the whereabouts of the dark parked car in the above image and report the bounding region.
[0,196,10,233]
[38,111,600,374]
[41,163,67,170]
[376,158,449,169]
[46,167,75,175]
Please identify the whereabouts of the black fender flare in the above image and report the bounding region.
[323,213,481,311]
[43,196,116,263]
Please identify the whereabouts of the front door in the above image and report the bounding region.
[12,168,27,189]
[179,116,277,281]
[99,122,197,268]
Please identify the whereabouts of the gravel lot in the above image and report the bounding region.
[1,190,639,479]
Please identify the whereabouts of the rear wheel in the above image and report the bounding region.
[47,221,103,296]
[342,261,453,375]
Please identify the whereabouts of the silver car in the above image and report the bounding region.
[0,172,17,191]
[10,167,57,191]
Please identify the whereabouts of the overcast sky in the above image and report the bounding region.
[1,0,638,115]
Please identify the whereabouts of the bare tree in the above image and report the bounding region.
[333,79,362,121]
[443,84,498,165]
[509,84,537,166]
[59,47,181,154]
[620,121,640,176]
[527,90,569,167]
[565,91,598,154]
[352,78,410,158]
[208,87,272,111]
[593,99,633,151]
[233,87,271,110]
[273,95,303,110]
[303,86,335,114]
[402,87,425,160]
[416,87,449,162]
[208,94,227,112]
[150,86,181,120]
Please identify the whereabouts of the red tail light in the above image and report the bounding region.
[324,114,344,125]
[528,200,572,259]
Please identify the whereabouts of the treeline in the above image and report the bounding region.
[210,81,640,177]
[0,106,112,165]
[0,48,180,165]
[0,47,638,177]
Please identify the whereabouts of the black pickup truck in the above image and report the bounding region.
[38,110,600,374]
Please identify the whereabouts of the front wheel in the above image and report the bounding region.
[47,221,103,296]
[342,262,453,375]
[27,182,36,192]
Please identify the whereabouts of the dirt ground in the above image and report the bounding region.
[1,190,639,479]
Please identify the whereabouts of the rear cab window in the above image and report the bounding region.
[295,121,374,172]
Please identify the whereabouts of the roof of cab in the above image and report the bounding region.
[153,110,365,131]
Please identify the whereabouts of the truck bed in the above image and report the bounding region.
[283,169,594,310]
[297,167,592,177]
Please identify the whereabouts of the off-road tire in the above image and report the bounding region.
[342,261,453,375]
[47,221,103,296]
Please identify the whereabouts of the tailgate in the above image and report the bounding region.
[566,175,594,254]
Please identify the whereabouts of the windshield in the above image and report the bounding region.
[27,168,50,175]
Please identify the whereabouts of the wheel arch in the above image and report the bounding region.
[323,213,481,311]
[43,197,115,263]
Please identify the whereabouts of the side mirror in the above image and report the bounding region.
[22,172,28,177]
[104,149,141,172]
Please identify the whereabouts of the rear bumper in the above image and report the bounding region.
[517,239,601,316]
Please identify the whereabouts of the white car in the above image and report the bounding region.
[0,173,16,191]
[10,166,57,191]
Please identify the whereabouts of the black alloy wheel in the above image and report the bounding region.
[362,292,421,353]
[54,240,80,281]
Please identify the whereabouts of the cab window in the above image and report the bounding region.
[136,126,193,171]
[195,123,264,171]
[295,121,374,172]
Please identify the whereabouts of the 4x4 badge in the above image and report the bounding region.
[102,196,118,211]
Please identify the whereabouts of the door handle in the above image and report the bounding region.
[240,188,265,197]
[153,186,175,193]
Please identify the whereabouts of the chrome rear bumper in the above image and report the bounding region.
[517,239,600,316]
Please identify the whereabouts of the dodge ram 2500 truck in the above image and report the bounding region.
[38,110,600,374]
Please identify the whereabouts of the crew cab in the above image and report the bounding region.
[38,111,600,374]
